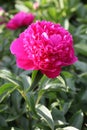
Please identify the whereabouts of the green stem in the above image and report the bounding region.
[26,70,43,92]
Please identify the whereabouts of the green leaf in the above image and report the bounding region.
[62,71,73,78]
[39,75,67,91]
[64,126,79,130]
[11,127,23,130]
[0,69,19,86]
[36,104,54,130]
[14,117,29,130]
[20,74,31,91]
[66,78,76,92]
[51,107,66,123]
[11,90,23,113]
[74,61,87,72]
[75,43,87,56]
[79,72,87,84]
[77,86,87,103]
[0,104,8,112]
[24,1,33,9]
[36,89,45,105]
[62,102,72,115]
[15,1,29,12]
[57,75,67,87]
[0,83,17,102]
[0,83,15,95]
[69,110,84,129]
[6,114,23,122]
[56,126,79,130]
[47,7,57,20]
[0,115,8,127]
[26,92,37,118]
[56,128,64,130]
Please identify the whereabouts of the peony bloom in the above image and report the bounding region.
[10,21,77,78]
[6,11,35,30]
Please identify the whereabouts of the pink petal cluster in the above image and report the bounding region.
[10,21,77,78]
[6,11,35,30]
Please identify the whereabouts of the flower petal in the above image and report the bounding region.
[10,38,26,57]
[41,68,61,78]
[10,38,36,70]
[16,57,35,70]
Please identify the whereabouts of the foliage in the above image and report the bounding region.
[0,0,87,130]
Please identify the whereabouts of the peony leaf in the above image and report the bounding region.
[0,83,17,103]
[26,92,38,118]
[75,43,87,56]
[57,75,67,87]
[0,69,20,86]
[64,126,79,130]
[69,110,84,129]
[74,61,87,72]
[36,104,54,130]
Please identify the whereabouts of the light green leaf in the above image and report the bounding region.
[57,75,67,87]
[39,75,67,91]
[56,126,79,130]
[0,83,15,95]
[15,1,29,12]
[36,104,54,130]
[62,71,73,78]
[64,126,79,130]
[11,127,23,130]
[0,83,17,103]
[0,69,19,86]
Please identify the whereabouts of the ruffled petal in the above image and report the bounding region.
[10,38,26,57]
[10,38,36,70]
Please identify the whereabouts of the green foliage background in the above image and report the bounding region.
[0,0,87,130]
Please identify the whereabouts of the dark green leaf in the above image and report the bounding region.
[69,110,84,129]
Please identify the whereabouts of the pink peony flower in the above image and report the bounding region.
[6,11,35,30]
[10,21,78,78]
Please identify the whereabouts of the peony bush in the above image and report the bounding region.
[0,0,87,130]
